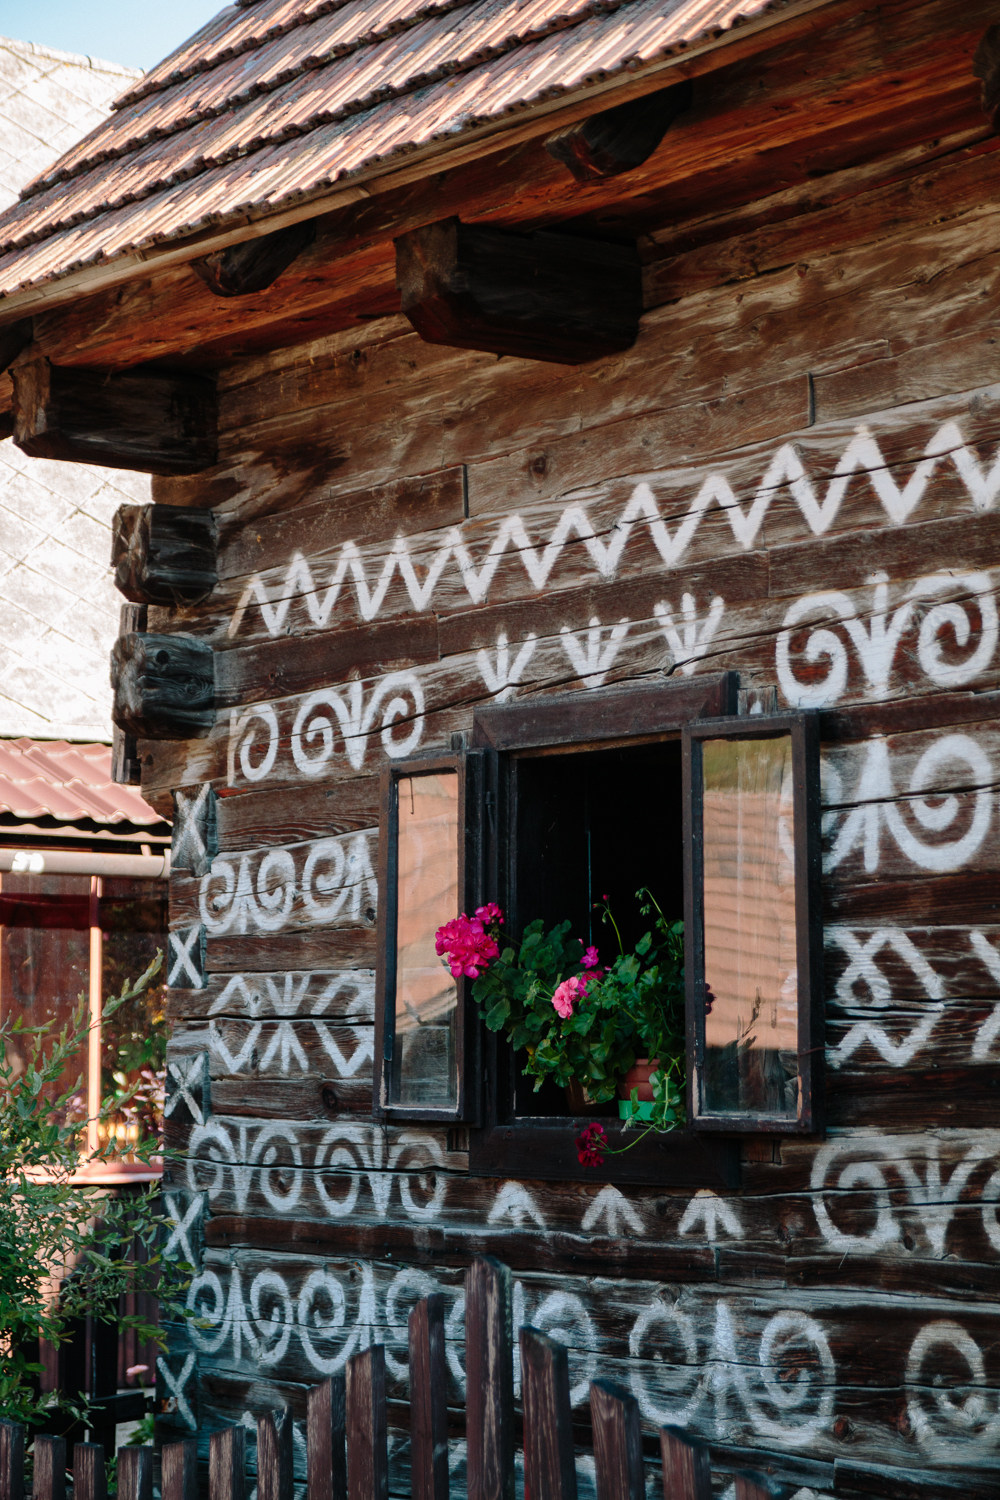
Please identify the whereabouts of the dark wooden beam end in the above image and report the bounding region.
[112,502,218,606]
[192,219,317,297]
[975,24,1000,128]
[395,218,642,364]
[545,80,693,183]
[110,632,215,740]
[11,350,217,475]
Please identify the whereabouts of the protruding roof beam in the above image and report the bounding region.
[544,80,693,184]
[394,217,641,365]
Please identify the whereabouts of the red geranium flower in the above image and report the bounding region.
[576,1122,607,1167]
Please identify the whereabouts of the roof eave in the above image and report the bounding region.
[0,0,853,327]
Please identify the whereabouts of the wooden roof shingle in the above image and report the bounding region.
[0,0,785,304]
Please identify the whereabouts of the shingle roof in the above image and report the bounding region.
[0,739,163,825]
[0,0,783,303]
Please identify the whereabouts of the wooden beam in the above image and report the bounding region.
[110,632,215,740]
[0,318,31,375]
[545,81,693,183]
[11,350,217,475]
[974,23,1000,126]
[112,502,218,606]
[395,218,641,363]
[192,220,317,297]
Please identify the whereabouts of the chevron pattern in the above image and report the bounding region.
[227,419,1000,639]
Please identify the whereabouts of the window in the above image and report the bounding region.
[374,755,482,1122]
[0,870,168,1179]
[375,676,824,1182]
[684,714,822,1135]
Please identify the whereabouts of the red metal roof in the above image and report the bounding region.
[0,740,165,826]
[0,0,784,302]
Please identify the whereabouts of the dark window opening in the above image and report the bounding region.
[509,740,683,1119]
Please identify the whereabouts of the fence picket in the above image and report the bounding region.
[734,1478,782,1500]
[307,1376,347,1500]
[466,1256,513,1500]
[32,1436,65,1500]
[0,1422,23,1500]
[408,1295,449,1500]
[258,1409,294,1500]
[519,1328,578,1500]
[117,1446,153,1500]
[659,1428,711,1500]
[210,1424,246,1500]
[346,1345,388,1500]
[590,1379,643,1500]
[162,1439,199,1500]
[73,1444,107,1500]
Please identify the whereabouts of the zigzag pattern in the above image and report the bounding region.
[227,420,1000,638]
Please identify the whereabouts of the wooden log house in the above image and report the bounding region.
[0,0,998,1492]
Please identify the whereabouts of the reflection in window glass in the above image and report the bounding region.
[392,773,459,1108]
[701,735,799,1118]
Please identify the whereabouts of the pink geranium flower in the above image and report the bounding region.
[475,903,504,926]
[579,944,600,970]
[552,974,590,1018]
[435,913,499,980]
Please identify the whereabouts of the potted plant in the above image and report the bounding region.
[435,891,686,1159]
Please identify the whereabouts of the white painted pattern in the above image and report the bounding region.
[199,834,377,935]
[206,970,375,1020]
[226,419,1000,638]
[777,571,998,708]
[810,1133,1000,1255]
[822,734,994,874]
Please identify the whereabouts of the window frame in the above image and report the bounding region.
[467,673,742,1187]
[373,752,484,1124]
[682,711,824,1136]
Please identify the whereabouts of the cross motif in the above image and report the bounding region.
[169,925,206,989]
[163,1191,203,1263]
[165,1054,209,1125]
[172,784,217,875]
[157,1353,197,1430]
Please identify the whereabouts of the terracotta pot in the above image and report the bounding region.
[617,1058,659,1102]
[563,1078,603,1114]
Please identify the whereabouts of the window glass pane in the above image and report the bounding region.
[101,881,169,1158]
[0,873,91,1102]
[392,772,459,1108]
[701,735,799,1117]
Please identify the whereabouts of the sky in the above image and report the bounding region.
[0,0,225,72]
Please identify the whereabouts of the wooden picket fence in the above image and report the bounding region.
[0,1259,783,1500]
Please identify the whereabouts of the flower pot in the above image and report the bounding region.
[617,1058,660,1102]
[563,1078,604,1114]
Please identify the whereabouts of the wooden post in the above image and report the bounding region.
[659,1428,710,1500]
[0,1422,23,1500]
[346,1346,388,1500]
[734,1478,781,1500]
[117,1448,153,1500]
[210,1426,246,1500]
[408,1294,449,1500]
[73,1444,107,1500]
[465,1256,513,1500]
[519,1328,577,1500]
[589,1380,643,1500]
[258,1409,294,1500]
[162,1439,199,1500]
[32,1436,66,1500]
[307,1376,347,1500]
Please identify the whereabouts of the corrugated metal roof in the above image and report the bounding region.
[0,0,782,302]
[0,740,165,826]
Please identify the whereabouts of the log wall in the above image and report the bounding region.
[153,115,1000,1498]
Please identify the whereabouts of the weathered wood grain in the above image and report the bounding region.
[161,1440,198,1500]
[116,1448,152,1500]
[588,1380,643,1500]
[0,1423,23,1500]
[72,1447,106,1500]
[520,1329,577,1500]
[31,1437,65,1500]
[407,1296,449,1500]
[257,1408,294,1500]
[659,1428,710,1500]
[210,1427,245,1500]
[466,1257,513,1500]
[307,1377,347,1500]
[346,1346,388,1500]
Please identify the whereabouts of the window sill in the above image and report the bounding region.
[469,1119,740,1188]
